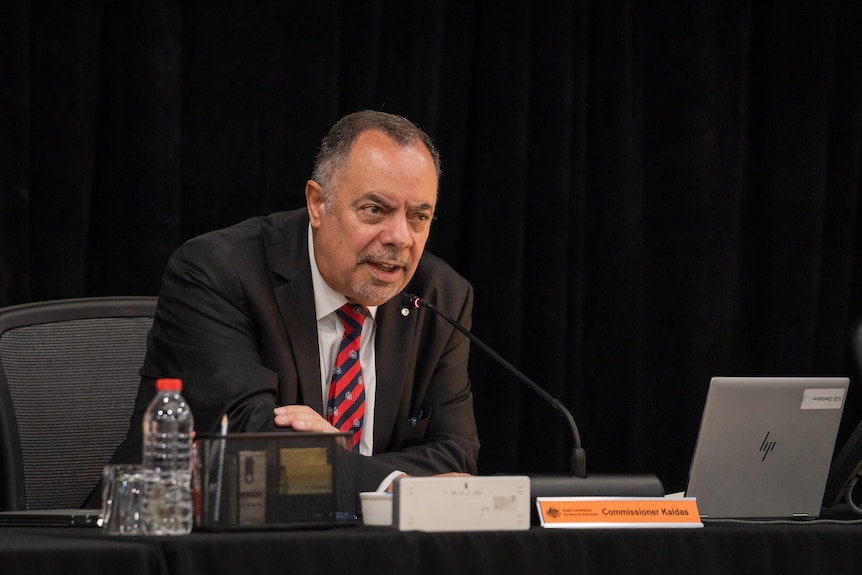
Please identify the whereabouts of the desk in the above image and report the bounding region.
[3,514,862,575]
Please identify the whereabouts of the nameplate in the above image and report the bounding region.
[536,497,703,528]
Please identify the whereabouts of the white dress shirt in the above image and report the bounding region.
[307,225,378,456]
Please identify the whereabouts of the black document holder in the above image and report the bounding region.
[194,432,356,530]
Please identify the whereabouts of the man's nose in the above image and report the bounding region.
[380,215,413,249]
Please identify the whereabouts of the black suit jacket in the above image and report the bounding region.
[112,209,480,493]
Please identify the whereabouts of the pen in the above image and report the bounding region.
[213,414,228,523]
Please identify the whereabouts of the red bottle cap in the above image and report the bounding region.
[155,378,183,392]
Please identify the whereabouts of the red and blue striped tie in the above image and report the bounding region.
[327,303,367,451]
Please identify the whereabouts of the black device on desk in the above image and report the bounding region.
[194,430,357,530]
[823,414,862,514]
[0,509,101,527]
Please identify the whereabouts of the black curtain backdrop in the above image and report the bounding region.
[3,0,862,493]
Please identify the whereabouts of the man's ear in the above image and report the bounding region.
[305,180,325,227]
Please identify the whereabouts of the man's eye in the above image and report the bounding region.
[410,211,433,223]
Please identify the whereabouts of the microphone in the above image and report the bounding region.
[403,292,665,508]
[403,293,587,478]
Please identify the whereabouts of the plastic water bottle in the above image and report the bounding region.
[142,377,194,535]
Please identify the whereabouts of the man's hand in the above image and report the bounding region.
[384,472,472,492]
[273,405,338,432]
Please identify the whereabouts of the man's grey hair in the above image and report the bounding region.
[311,110,441,204]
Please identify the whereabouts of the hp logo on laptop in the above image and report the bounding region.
[759,432,776,461]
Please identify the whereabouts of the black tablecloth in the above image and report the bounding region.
[4,513,862,575]
[0,528,163,575]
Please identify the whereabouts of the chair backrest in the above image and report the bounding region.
[0,297,156,511]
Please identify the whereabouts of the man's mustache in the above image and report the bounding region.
[357,250,411,269]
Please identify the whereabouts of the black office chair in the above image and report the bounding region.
[0,297,156,510]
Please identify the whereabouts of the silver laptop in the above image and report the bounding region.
[685,376,849,519]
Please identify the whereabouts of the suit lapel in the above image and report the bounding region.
[373,298,415,449]
[265,211,325,413]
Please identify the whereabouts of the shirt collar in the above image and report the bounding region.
[308,224,378,321]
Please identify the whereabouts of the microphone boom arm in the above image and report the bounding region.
[406,294,587,478]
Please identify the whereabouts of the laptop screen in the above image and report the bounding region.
[685,376,848,519]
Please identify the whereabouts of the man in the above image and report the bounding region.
[110,110,480,496]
